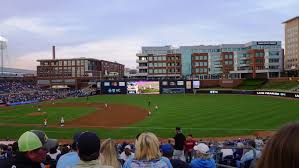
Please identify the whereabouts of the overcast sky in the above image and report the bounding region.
[0,0,298,70]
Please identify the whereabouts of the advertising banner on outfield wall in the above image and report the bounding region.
[198,90,299,99]
[160,80,186,94]
[100,81,127,94]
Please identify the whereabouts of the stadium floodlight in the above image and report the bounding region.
[0,35,8,77]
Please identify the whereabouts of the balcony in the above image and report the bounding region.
[136,59,148,63]
[136,53,148,57]
[239,63,250,67]
[231,70,252,73]
[136,73,148,76]
[240,57,251,60]
[214,64,223,68]
[213,58,222,61]
[136,66,148,69]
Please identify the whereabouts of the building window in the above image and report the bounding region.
[269,58,279,63]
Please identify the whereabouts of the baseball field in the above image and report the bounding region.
[0,94,299,140]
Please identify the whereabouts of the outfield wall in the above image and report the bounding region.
[97,79,299,99]
[200,90,299,99]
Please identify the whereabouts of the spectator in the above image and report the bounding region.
[238,139,261,168]
[241,140,261,161]
[123,132,172,168]
[254,136,264,151]
[191,143,216,168]
[44,142,61,168]
[56,132,81,168]
[0,144,7,160]
[75,131,112,168]
[119,144,135,162]
[47,143,61,160]
[120,140,129,153]
[257,122,299,168]
[184,134,196,163]
[100,138,122,168]
[56,144,70,161]
[173,127,186,161]
[233,142,244,160]
[161,143,191,168]
[220,142,234,159]
[9,130,57,168]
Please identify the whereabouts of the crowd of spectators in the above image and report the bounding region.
[0,80,40,94]
[0,80,96,104]
[0,122,298,168]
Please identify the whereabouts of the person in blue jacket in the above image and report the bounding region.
[191,143,216,168]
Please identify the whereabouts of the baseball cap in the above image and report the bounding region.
[71,132,83,150]
[160,144,173,154]
[193,143,209,154]
[77,132,100,155]
[124,145,131,150]
[18,130,57,152]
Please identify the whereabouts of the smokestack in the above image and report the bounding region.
[52,46,56,60]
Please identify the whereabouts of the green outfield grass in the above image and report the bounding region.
[0,94,299,139]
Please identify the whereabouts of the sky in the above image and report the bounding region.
[0,0,298,70]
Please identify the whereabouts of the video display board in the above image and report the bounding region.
[127,81,160,94]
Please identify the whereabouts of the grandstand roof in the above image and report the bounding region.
[2,67,36,74]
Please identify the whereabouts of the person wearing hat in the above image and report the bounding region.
[56,132,81,168]
[74,131,112,168]
[9,130,57,168]
[191,143,216,168]
[120,144,135,162]
[160,143,191,168]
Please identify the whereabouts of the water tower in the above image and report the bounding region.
[0,36,7,77]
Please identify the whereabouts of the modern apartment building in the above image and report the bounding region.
[283,16,299,72]
[136,41,283,79]
[136,46,181,79]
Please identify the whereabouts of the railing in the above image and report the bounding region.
[213,145,257,168]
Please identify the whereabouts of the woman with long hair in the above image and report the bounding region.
[257,122,299,168]
[123,132,172,168]
[100,138,122,168]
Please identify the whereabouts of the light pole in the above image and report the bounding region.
[0,36,8,77]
